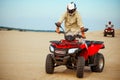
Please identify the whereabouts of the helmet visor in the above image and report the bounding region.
[67,9,76,14]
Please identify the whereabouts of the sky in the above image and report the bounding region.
[0,0,120,31]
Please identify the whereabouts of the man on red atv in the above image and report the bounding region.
[104,21,115,37]
[56,2,86,38]
[105,21,114,29]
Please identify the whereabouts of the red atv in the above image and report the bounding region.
[45,23,105,78]
[104,27,115,37]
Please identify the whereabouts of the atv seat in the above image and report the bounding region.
[92,41,104,44]
[85,40,91,47]
[50,41,60,44]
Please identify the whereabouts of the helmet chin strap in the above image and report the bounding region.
[68,11,76,16]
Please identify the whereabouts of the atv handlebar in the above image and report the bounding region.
[55,23,61,27]
[83,28,88,32]
[55,23,65,34]
[55,23,88,33]
[55,22,88,40]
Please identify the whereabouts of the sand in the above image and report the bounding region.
[0,30,120,80]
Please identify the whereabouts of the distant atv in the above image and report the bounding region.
[45,23,105,78]
[104,26,115,37]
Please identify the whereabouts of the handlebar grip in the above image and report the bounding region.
[55,23,61,27]
[55,23,58,26]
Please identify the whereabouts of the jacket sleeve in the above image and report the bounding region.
[76,12,84,28]
[58,12,66,23]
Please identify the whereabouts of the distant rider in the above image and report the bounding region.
[105,21,114,29]
[56,2,86,38]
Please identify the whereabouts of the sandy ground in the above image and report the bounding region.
[0,30,120,80]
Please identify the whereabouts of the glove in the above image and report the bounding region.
[56,22,61,27]
[81,32,86,39]
[80,27,86,38]
[81,27,85,32]
[82,34,86,39]
[56,27,60,34]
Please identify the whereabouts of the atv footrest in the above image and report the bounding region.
[88,64,95,66]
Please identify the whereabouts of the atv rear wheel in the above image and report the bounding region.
[45,54,54,74]
[76,57,85,78]
[91,53,104,72]
[112,31,115,37]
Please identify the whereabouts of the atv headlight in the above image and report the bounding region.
[111,30,113,32]
[49,46,54,53]
[68,48,78,54]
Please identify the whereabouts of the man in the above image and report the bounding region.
[56,2,86,38]
[105,21,114,29]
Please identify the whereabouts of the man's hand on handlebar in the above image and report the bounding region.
[81,31,86,39]
[80,27,86,39]
[81,33,86,39]
[55,22,61,27]
[55,27,60,34]
[55,22,61,34]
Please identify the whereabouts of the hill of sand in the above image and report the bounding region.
[0,30,120,80]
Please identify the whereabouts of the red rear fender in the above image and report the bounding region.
[88,43,104,56]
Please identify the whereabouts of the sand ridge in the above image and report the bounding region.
[0,30,120,80]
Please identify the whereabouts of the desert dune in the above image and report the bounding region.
[0,29,120,80]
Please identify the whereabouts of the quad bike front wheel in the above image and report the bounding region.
[66,58,73,69]
[76,56,85,78]
[45,54,54,74]
[91,53,105,72]
[104,31,107,37]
